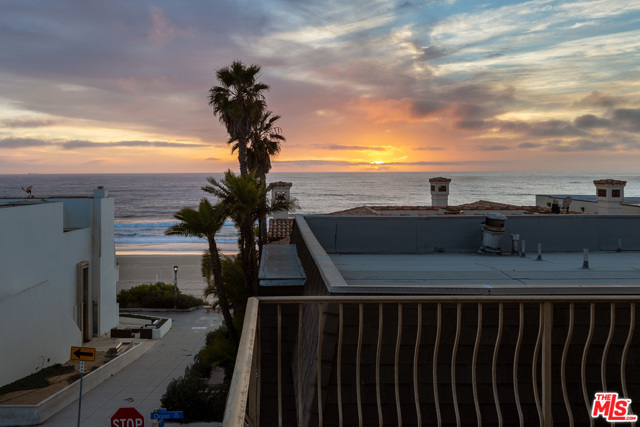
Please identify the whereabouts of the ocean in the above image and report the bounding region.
[2,172,639,255]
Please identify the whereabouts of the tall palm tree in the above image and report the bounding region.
[209,60,269,177]
[230,110,285,251]
[165,199,238,342]
[249,110,285,179]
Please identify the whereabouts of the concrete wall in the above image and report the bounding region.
[0,195,118,387]
[92,194,119,335]
[304,214,640,254]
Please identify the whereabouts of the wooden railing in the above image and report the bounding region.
[224,296,640,427]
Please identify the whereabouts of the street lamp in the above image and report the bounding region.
[173,265,179,309]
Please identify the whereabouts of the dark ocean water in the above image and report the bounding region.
[1,172,639,254]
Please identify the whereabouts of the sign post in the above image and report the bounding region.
[111,407,144,427]
[70,347,95,427]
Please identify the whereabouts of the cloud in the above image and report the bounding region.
[572,109,640,133]
[518,142,543,149]
[411,100,446,118]
[205,157,221,161]
[1,118,59,128]
[574,114,611,129]
[475,144,509,151]
[62,140,205,149]
[0,137,51,148]
[546,139,618,152]
[495,119,585,138]
[518,139,622,152]
[0,137,205,150]
[319,144,390,151]
[412,146,445,151]
[613,109,640,132]
[573,91,623,108]
[147,6,195,45]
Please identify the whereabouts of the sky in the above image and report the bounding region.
[1,0,639,174]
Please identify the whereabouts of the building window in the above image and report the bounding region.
[438,185,447,192]
[430,185,435,192]
[612,189,621,198]
[598,189,606,197]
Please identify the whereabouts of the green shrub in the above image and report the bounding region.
[199,323,239,381]
[189,360,213,380]
[117,282,206,309]
[160,376,227,422]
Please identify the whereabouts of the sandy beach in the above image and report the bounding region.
[117,254,212,301]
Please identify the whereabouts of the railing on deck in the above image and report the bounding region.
[224,296,640,427]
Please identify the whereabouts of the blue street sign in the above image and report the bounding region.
[151,410,183,420]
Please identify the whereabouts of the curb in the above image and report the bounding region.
[119,306,201,313]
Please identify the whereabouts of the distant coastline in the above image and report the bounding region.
[2,172,640,255]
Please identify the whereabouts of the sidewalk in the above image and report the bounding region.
[42,309,224,427]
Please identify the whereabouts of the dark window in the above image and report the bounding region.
[598,189,606,197]
[612,189,621,198]
[438,185,447,192]
[430,185,435,192]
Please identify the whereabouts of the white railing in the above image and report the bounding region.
[224,296,640,427]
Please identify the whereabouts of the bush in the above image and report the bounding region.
[117,282,206,309]
[160,376,227,422]
[199,323,240,382]
[189,360,213,380]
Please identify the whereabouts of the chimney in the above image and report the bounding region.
[93,186,108,198]
[271,182,292,219]
[593,179,626,214]
[429,177,451,207]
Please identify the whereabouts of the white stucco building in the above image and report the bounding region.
[537,179,640,214]
[0,187,119,387]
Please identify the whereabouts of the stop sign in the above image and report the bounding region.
[111,407,144,427]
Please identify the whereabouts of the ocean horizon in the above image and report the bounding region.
[2,172,640,255]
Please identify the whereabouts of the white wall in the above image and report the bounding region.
[536,195,640,215]
[0,194,118,387]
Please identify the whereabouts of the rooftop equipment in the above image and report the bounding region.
[479,212,506,255]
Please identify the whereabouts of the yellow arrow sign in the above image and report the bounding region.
[70,346,96,361]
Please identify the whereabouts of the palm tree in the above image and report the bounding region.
[203,171,298,297]
[203,171,260,297]
[165,199,238,342]
[209,60,269,177]
[230,110,285,251]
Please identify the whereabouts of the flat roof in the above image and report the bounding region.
[328,251,640,294]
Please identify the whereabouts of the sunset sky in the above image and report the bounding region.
[1,0,639,174]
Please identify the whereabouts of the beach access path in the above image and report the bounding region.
[41,308,223,427]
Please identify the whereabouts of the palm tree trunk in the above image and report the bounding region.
[257,174,268,260]
[237,137,248,177]
[208,240,238,342]
[240,219,257,297]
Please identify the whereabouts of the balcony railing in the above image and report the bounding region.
[224,296,640,426]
